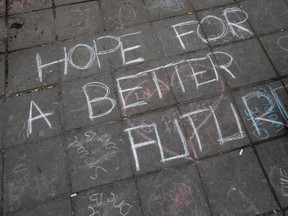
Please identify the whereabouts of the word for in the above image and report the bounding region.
[88,192,132,216]
[67,131,120,180]
[35,7,250,81]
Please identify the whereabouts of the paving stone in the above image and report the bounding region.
[256,137,288,208]
[100,0,149,31]
[100,23,161,70]
[233,81,288,142]
[198,148,278,216]
[197,5,254,47]
[73,180,142,216]
[213,38,277,88]
[65,121,132,192]
[7,199,72,216]
[54,0,87,6]
[241,0,288,36]
[0,153,2,209]
[152,14,208,58]
[0,18,6,53]
[0,55,4,96]
[0,0,5,16]
[55,2,103,41]
[123,108,192,175]
[260,31,288,76]
[8,44,61,93]
[179,94,249,159]
[4,136,69,212]
[0,99,3,149]
[62,73,120,131]
[144,0,193,21]
[115,61,175,117]
[166,50,227,103]
[138,165,211,216]
[8,0,52,15]
[8,10,54,51]
[191,0,234,10]
[60,37,110,82]
[4,87,62,148]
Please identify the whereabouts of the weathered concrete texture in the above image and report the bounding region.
[7,0,52,15]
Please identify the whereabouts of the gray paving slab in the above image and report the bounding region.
[213,38,277,88]
[62,73,120,131]
[137,165,211,216]
[152,14,208,57]
[115,61,175,117]
[166,50,227,103]
[100,0,149,31]
[0,17,6,53]
[4,87,62,148]
[260,30,288,76]
[54,0,87,6]
[8,9,54,51]
[197,5,254,47]
[256,137,288,209]
[198,148,278,216]
[55,2,103,41]
[0,54,4,96]
[190,0,234,10]
[65,121,132,192]
[144,0,193,21]
[73,179,142,216]
[179,94,249,159]
[4,136,69,212]
[7,0,52,15]
[0,0,5,17]
[7,199,72,216]
[0,99,3,149]
[123,108,192,175]
[233,81,288,142]
[8,44,60,93]
[240,0,288,36]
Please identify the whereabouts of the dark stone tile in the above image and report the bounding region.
[100,0,149,31]
[55,2,103,41]
[65,121,132,192]
[73,180,142,216]
[179,94,249,159]
[0,55,4,96]
[123,108,192,175]
[256,137,288,208]
[233,82,288,142]
[8,44,60,93]
[8,10,54,51]
[138,165,211,216]
[7,199,72,216]
[100,24,161,70]
[0,0,5,17]
[0,99,3,149]
[4,136,69,212]
[167,50,227,103]
[152,14,208,57]
[115,61,175,117]
[144,0,193,21]
[260,31,288,76]
[0,18,6,53]
[54,0,86,6]
[4,87,62,148]
[241,0,288,36]
[198,148,278,215]
[191,0,234,10]
[213,39,277,88]
[62,74,120,131]
[8,0,52,15]
[60,37,109,82]
[197,5,254,46]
